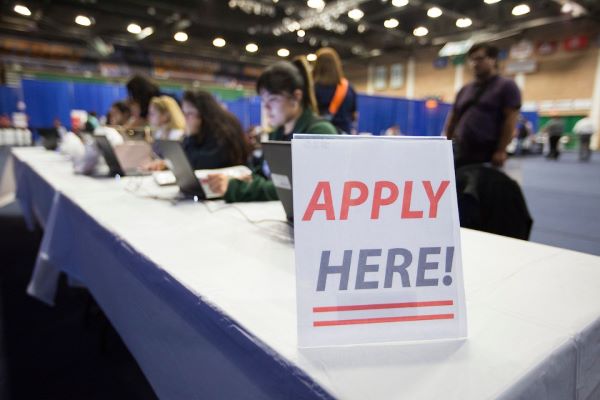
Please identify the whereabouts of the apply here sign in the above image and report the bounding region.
[292,135,467,347]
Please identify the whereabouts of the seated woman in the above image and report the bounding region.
[125,74,161,129]
[148,96,185,141]
[207,58,336,202]
[146,90,248,171]
[107,101,131,126]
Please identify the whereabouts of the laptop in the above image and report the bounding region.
[155,140,206,199]
[262,141,293,222]
[37,128,60,150]
[94,135,150,177]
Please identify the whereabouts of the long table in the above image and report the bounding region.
[12,147,600,399]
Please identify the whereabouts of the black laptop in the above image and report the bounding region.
[94,135,150,177]
[262,141,293,222]
[155,140,206,199]
[37,128,60,150]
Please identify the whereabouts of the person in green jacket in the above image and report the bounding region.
[207,58,336,202]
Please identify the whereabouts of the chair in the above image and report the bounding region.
[456,164,533,240]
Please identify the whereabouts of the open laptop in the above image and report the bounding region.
[37,128,60,150]
[94,135,150,177]
[262,141,293,222]
[155,140,206,199]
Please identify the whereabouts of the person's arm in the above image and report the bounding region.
[310,121,338,135]
[443,110,458,140]
[444,88,464,139]
[492,108,520,167]
[207,173,278,203]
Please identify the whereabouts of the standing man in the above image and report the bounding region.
[444,43,522,168]
[543,116,565,160]
[573,115,595,161]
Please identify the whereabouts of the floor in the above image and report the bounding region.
[506,151,600,256]
[0,150,157,399]
[0,148,599,399]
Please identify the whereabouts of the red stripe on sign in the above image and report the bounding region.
[313,300,453,313]
[313,313,454,327]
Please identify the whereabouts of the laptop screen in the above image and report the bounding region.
[155,140,206,199]
[262,141,293,222]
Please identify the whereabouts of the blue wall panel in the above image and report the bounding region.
[71,82,126,118]
[224,96,261,131]
[522,111,539,133]
[22,80,72,128]
[356,94,452,136]
[2,79,535,138]
[0,86,21,117]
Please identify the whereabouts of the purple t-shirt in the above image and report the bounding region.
[454,75,521,147]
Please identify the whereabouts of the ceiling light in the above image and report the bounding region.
[127,23,142,34]
[484,0,501,3]
[174,31,188,42]
[357,24,366,33]
[307,0,325,9]
[455,18,472,28]
[13,4,31,16]
[384,18,399,28]
[75,15,92,26]
[413,26,428,36]
[288,21,301,31]
[561,2,573,13]
[512,4,530,15]
[277,48,290,57]
[245,43,258,53]
[213,37,226,47]
[138,27,154,39]
[297,29,305,37]
[307,53,317,62]
[392,0,408,7]
[427,7,442,18]
[348,8,364,21]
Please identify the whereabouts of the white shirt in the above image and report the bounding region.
[573,117,595,136]
[153,128,184,141]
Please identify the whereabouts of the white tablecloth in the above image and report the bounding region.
[12,147,600,399]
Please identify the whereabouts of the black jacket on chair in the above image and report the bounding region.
[456,164,533,240]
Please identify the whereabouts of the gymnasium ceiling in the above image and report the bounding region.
[1,0,599,67]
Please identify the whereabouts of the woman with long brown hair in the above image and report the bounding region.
[313,47,358,134]
[180,90,248,169]
[146,90,248,171]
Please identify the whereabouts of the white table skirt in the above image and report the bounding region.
[12,147,600,400]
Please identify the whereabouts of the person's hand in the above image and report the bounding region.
[239,172,253,182]
[491,149,507,167]
[207,173,230,197]
[142,159,167,171]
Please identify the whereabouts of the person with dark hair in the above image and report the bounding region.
[573,115,595,162]
[313,47,358,134]
[108,101,131,126]
[125,74,160,128]
[257,59,337,140]
[145,90,248,171]
[444,43,521,167]
[207,59,336,202]
[543,116,564,160]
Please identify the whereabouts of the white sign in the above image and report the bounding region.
[439,39,474,57]
[505,59,537,74]
[510,40,534,60]
[390,63,404,89]
[374,66,387,90]
[292,135,467,347]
